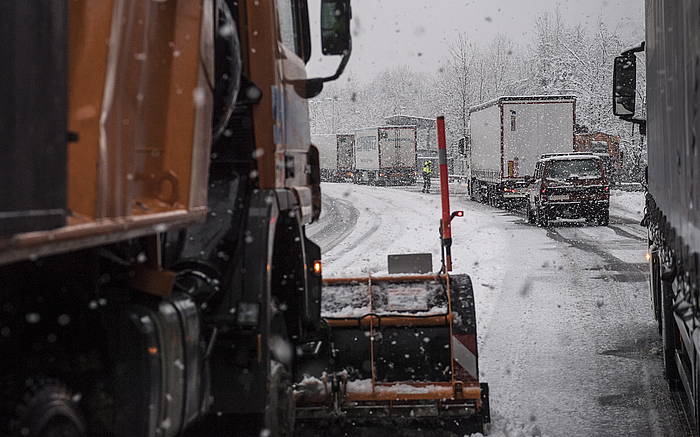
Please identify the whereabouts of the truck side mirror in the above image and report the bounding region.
[321,0,351,56]
[613,55,637,117]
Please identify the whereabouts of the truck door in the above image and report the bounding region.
[396,127,417,169]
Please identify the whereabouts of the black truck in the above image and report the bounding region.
[613,1,700,432]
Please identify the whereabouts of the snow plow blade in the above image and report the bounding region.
[294,273,490,434]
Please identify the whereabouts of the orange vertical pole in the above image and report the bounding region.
[436,116,452,271]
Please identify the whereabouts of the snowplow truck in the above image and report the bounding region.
[613,1,700,433]
[294,273,490,435]
[0,1,352,436]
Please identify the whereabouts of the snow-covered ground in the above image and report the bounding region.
[609,189,645,223]
[306,182,685,437]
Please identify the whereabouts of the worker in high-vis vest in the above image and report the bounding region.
[421,160,433,193]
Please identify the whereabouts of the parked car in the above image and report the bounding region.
[526,153,610,226]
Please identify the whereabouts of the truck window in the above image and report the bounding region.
[277,0,300,56]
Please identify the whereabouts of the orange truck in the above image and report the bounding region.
[0,1,351,436]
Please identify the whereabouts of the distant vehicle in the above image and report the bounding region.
[384,114,437,173]
[313,133,340,182]
[468,95,576,206]
[574,132,622,183]
[526,153,610,226]
[336,133,356,182]
[354,126,417,185]
[311,133,356,182]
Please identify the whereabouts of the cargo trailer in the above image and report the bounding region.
[336,133,356,182]
[354,126,417,186]
[468,95,576,206]
[312,134,339,182]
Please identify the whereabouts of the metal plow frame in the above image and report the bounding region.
[295,274,489,430]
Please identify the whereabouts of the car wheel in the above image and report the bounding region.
[526,202,535,224]
[537,207,549,227]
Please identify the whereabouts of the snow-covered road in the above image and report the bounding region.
[307,183,686,437]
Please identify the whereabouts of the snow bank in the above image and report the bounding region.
[609,189,644,222]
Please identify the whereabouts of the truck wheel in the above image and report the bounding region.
[11,379,86,437]
[536,207,549,227]
[597,209,609,226]
[661,278,680,390]
[526,202,535,224]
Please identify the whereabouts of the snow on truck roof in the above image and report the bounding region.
[468,95,577,114]
[384,115,436,128]
[539,153,601,162]
[355,125,417,132]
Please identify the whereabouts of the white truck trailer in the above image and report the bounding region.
[354,126,417,185]
[468,95,576,205]
[336,133,356,182]
[312,133,339,182]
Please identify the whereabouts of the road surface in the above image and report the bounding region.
[306,182,687,437]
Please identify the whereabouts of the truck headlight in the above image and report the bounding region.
[236,302,260,326]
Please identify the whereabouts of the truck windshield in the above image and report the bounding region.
[546,159,601,180]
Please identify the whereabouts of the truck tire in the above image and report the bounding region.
[597,209,609,226]
[11,379,86,437]
[536,206,549,227]
[661,277,680,390]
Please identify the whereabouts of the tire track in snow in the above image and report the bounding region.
[307,194,359,254]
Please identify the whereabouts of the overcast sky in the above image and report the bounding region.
[308,0,644,84]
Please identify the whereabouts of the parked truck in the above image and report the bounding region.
[312,134,338,182]
[612,1,700,433]
[354,126,417,186]
[311,133,355,182]
[468,95,576,206]
[0,1,352,436]
[336,133,356,182]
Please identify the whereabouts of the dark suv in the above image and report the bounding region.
[527,153,610,226]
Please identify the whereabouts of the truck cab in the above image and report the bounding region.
[526,153,610,226]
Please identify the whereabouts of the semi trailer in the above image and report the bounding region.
[312,134,338,182]
[468,95,576,206]
[335,134,356,182]
[311,133,355,182]
[612,1,700,433]
[0,0,352,436]
[354,126,417,186]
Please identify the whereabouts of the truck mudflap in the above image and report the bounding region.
[294,274,489,433]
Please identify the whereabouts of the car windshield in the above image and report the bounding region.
[546,159,601,179]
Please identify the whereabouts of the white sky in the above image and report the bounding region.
[308,0,645,83]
